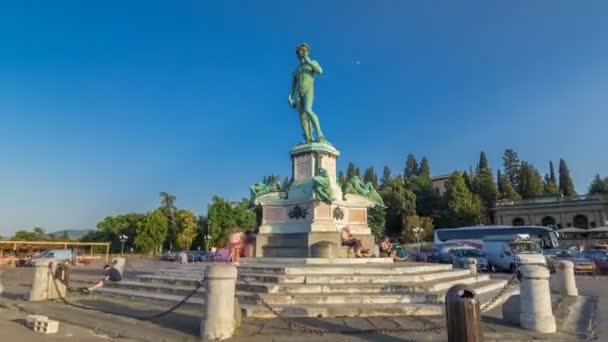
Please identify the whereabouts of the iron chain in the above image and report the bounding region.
[480,272,519,313]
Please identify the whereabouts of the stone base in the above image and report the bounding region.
[255,232,376,258]
[241,257,394,264]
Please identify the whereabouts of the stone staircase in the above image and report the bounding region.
[93,260,507,318]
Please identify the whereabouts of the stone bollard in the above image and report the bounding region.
[310,241,336,258]
[465,258,477,275]
[0,270,4,296]
[202,265,238,340]
[445,284,483,342]
[29,259,66,301]
[519,264,556,333]
[557,260,578,296]
[111,257,126,279]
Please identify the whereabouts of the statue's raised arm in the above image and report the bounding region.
[288,43,327,144]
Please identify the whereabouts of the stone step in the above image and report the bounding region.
[239,292,442,305]
[106,280,443,305]
[140,268,469,285]
[241,303,444,318]
[237,269,472,284]
[105,280,206,299]
[237,274,491,294]
[152,261,453,276]
[95,286,204,307]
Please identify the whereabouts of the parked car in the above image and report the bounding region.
[410,250,434,262]
[483,236,546,273]
[28,249,74,266]
[449,248,489,272]
[433,243,469,264]
[189,251,209,262]
[159,252,177,262]
[543,249,595,275]
[580,250,608,274]
[589,245,608,252]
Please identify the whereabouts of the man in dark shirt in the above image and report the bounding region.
[86,264,122,292]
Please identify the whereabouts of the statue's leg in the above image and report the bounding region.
[299,111,312,143]
[303,93,325,141]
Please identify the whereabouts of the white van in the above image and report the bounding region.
[482,235,546,273]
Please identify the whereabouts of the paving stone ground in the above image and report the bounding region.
[0,258,600,341]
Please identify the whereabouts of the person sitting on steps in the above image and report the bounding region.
[341,226,370,258]
[84,263,122,292]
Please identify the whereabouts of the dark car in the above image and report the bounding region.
[581,250,608,275]
[543,249,595,275]
[449,248,489,272]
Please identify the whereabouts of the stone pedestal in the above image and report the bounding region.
[519,264,556,333]
[201,265,238,340]
[254,143,378,258]
[557,260,578,296]
[28,259,66,301]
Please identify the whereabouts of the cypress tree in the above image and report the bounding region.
[338,171,346,185]
[346,162,358,180]
[419,157,431,178]
[381,166,392,188]
[363,167,379,189]
[502,149,521,192]
[497,169,504,195]
[558,158,576,197]
[588,174,608,195]
[404,154,418,179]
[498,175,521,200]
[473,151,497,212]
[519,162,543,199]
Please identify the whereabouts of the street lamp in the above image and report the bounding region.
[411,227,423,252]
[119,234,128,256]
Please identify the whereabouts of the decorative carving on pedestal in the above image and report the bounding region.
[333,207,344,220]
[288,205,309,220]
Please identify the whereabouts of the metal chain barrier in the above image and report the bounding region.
[480,272,519,313]
[49,265,205,321]
[238,274,444,336]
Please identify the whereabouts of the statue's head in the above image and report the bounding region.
[296,43,310,59]
[318,168,328,177]
[352,175,362,182]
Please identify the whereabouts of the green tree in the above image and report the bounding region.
[380,166,392,189]
[418,157,430,178]
[363,167,379,189]
[367,206,386,241]
[207,196,255,247]
[176,209,198,251]
[519,162,543,199]
[159,192,178,251]
[443,172,483,227]
[379,177,416,236]
[502,149,521,192]
[462,171,474,193]
[558,158,576,197]
[589,174,608,195]
[135,210,169,255]
[404,154,419,180]
[543,161,559,195]
[346,162,359,180]
[498,174,521,200]
[97,213,144,252]
[472,152,497,220]
[337,171,346,186]
[402,215,434,243]
[497,169,504,195]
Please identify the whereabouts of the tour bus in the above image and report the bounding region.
[433,225,559,250]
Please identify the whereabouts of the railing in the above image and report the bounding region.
[495,194,608,207]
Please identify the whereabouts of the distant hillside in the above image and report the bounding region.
[48,229,94,240]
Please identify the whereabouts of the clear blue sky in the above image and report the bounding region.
[1,1,607,235]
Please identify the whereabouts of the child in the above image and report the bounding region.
[229,228,243,265]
